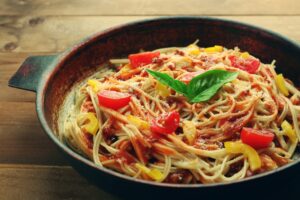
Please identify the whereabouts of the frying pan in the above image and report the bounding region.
[8,17,300,199]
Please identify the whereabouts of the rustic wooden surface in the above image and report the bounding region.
[0,0,299,199]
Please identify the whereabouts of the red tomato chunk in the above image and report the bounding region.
[151,111,180,135]
[241,127,274,149]
[229,55,260,74]
[97,90,131,110]
[129,52,160,68]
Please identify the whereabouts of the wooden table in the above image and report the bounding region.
[1,0,299,199]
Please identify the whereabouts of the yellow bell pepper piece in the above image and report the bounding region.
[204,45,223,53]
[135,163,164,181]
[87,79,101,93]
[155,82,170,98]
[224,141,244,153]
[187,44,201,56]
[120,64,131,72]
[77,112,99,135]
[224,141,261,171]
[281,120,297,143]
[275,74,289,96]
[127,115,150,130]
[183,120,197,144]
[118,64,131,77]
[240,52,250,59]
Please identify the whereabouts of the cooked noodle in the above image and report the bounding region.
[59,43,299,184]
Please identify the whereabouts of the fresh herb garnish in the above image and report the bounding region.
[146,69,238,103]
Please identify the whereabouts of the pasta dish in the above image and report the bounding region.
[59,42,300,184]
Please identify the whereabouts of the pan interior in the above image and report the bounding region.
[40,18,300,185]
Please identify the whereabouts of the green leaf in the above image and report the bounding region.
[146,69,187,95]
[146,68,238,103]
[187,70,238,102]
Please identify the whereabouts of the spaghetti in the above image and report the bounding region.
[59,42,300,184]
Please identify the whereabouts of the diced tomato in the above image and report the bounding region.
[180,70,204,84]
[229,55,260,74]
[151,111,180,135]
[241,127,274,149]
[97,90,131,110]
[129,51,160,68]
[218,118,227,126]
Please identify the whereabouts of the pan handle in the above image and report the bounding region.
[8,54,58,92]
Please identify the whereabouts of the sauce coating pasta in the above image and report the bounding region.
[59,43,300,184]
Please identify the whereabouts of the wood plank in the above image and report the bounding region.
[0,0,299,16]
[0,102,38,125]
[0,124,67,165]
[0,16,299,53]
[0,165,120,200]
[0,102,67,165]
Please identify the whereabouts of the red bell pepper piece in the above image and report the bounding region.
[129,51,160,68]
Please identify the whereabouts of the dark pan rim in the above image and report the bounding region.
[36,16,300,189]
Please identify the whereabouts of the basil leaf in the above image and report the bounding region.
[146,69,187,95]
[189,82,226,103]
[187,70,238,102]
[146,69,238,103]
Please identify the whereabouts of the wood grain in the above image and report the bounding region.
[0,101,67,165]
[0,124,67,165]
[0,0,299,16]
[0,102,37,125]
[0,16,299,53]
[0,165,120,200]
